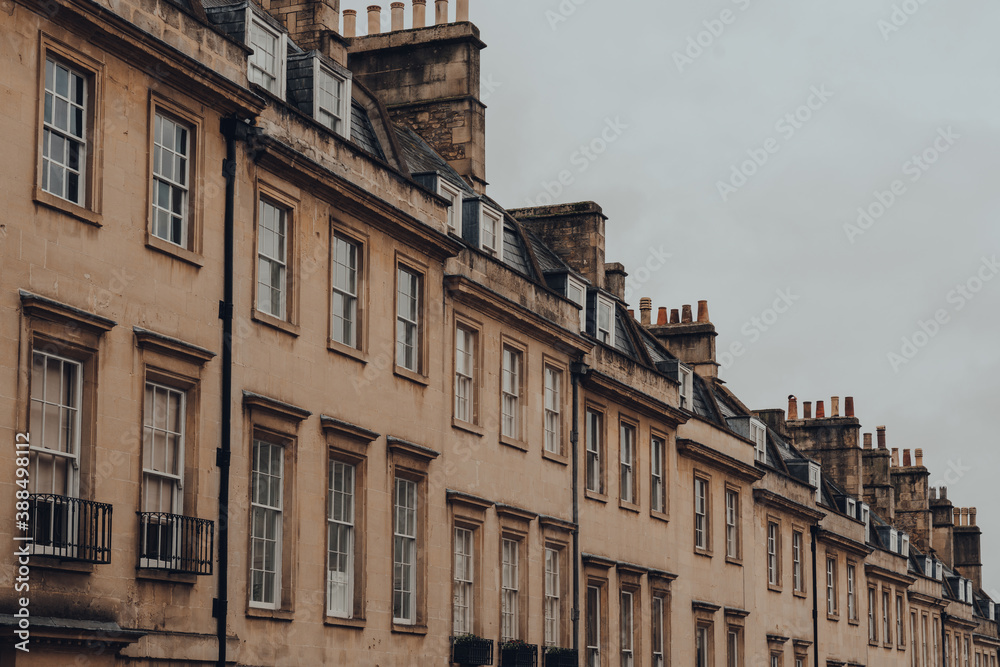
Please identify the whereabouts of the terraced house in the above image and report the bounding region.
[0,0,998,665]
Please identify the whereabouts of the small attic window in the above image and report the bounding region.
[678,364,693,410]
[861,503,870,542]
[247,10,286,95]
[889,528,899,553]
[846,497,857,519]
[566,277,586,331]
[596,295,615,345]
[438,179,463,233]
[900,534,910,558]
[967,580,974,603]
[315,63,351,137]
[808,462,821,502]
[749,418,766,463]
[480,205,502,255]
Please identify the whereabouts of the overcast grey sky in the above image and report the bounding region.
[345,0,1000,592]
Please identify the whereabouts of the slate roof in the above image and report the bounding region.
[350,103,386,162]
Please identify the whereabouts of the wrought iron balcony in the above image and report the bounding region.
[26,494,113,564]
[137,512,214,575]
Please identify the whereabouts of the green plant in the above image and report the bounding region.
[543,646,574,655]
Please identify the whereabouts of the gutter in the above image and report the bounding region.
[811,524,820,667]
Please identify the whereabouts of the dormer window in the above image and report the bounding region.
[900,534,910,558]
[967,580,973,603]
[481,205,502,255]
[566,277,586,332]
[807,462,821,502]
[861,504,871,542]
[316,64,350,136]
[749,418,767,463]
[596,296,615,345]
[889,529,898,552]
[247,11,286,95]
[846,498,857,519]
[678,364,693,410]
[438,178,463,233]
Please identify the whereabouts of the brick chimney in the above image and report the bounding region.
[954,506,983,590]
[785,396,863,498]
[347,5,488,192]
[604,263,627,300]
[890,445,932,553]
[509,202,607,290]
[930,486,954,567]
[643,302,719,378]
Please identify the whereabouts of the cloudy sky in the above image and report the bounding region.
[344,0,1000,591]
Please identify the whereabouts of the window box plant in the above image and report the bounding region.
[500,640,538,667]
[543,647,578,667]
[452,634,494,666]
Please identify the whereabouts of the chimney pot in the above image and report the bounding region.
[961,508,970,526]
[941,486,947,500]
[816,400,825,419]
[903,449,911,467]
[831,396,840,417]
[639,297,652,326]
[915,448,923,467]
[627,308,635,319]
[891,448,899,467]
[845,396,855,417]
[435,0,449,24]
[863,433,872,449]
[681,304,693,323]
[697,300,710,323]
[877,426,887,449]
[656,307,668,326]
[788,395,798,421]
[970,507,977,526]
[670,308,680,324]
[930,488,937,500]
[413,0,427,27]
[954,508,962,524]
[390,2,404,30]
[367,5,382,34]
[343,9,357,37]
[803,401,812,419]
[456,0,469,21]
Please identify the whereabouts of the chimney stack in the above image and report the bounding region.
[831,396,840,417]
[697,300,710,323]
[390,1,404,30]
[891,448,899,467]
[816,400,825,419]
[367,5,382,34]
[788,395,798,421]
[941,486,947,500]
[413,0,427,27]
[915,448,923,467]
[903,449,911,467]
[681,304,693,323]
[877,426,887,450]
[656,307,667,326]
[435,0,448,24]
[803,401,812,419]
[845,396,855,418]
[456,0,469,21]
[343,9,357,36]
[639,298,652,326]
[670,308,680,324]
[863,433,872,449]
[627,309,635,320]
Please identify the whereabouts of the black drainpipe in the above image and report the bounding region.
[941,612,949,667]
[570,361,588,653]
[811,525,820,667]
[216,116,256,667]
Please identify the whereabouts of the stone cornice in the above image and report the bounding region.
[242,391,311,422]
[320,415,380,443]
[584,370,688,426]
[494,503,538,523]
[20,290,116,334]
[753,489,826,523]
[677,439,765,483]
[446,489,494,512]
[863,563,916,588]
[581,553,615,570]
[386,436,441,464]
[135,327,216,365]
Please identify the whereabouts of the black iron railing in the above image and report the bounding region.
[27,494,113,564]
[137,512,214,575]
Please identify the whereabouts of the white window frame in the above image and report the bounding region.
[393,477,418,624]
[480,204,502,255]
[544,547,560,647]
[150,111,190,247]
[586,585,601,667]
[793,532,804,592]
[847,563,857,621]
[678,364,693,410]
[596,295,615,346]
[725,489,739,559]
[586,409,602,493]
[620,590,634,667]
[620,422,635,504]
[42,57,87,205]
[651,436,665,513]
[869,588,878,642]
[501,537,520,641]
[140,381,187,568]
[246,10,286,96]
[314,60,351,137]
[501,346,522,440]
[694,477,708,550]
[250,439,284,609]
[767,522,779,586]
[896,595,904,646]
[652,594,665,667]
[728,628,740,667]
[331,234,359,348]
[826,558,837,615]
[453,526,474,635]
[396,267,421,372]
[750,418,767,463]
[327,460,355,618]
[257,198,288,320]
[882,590,891,643]
[455,326,475,423]
[696,625,710,667]
[544,366,562,454]
[808,462,822,502]
[439,178,463,233]
[567,277,587,332]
